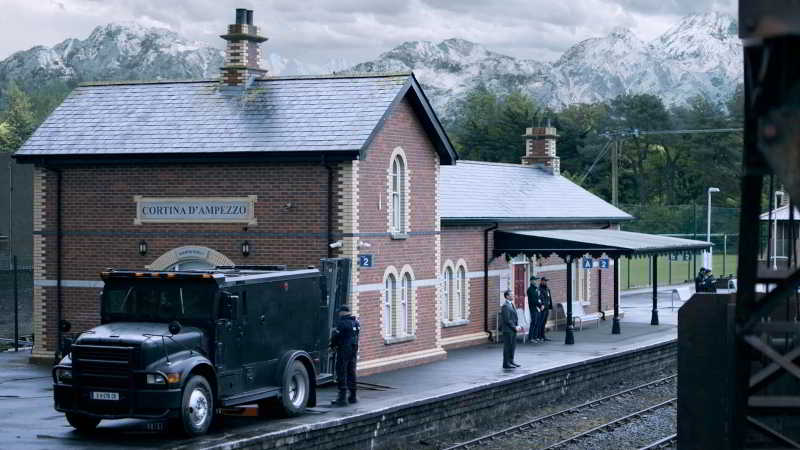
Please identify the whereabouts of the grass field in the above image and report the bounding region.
[620,254,738,290]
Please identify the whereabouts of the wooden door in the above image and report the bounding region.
[513,264,526,309]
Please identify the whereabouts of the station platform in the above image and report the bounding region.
[0,289,681,450]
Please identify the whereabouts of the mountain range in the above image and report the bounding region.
[0,12,742,118]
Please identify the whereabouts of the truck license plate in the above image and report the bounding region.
[91,391,119,401]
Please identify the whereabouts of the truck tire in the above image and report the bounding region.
[65,412,101,432]
[179,375,214,437]
[280,360,310,416]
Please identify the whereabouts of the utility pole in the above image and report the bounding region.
[611,140,619,206]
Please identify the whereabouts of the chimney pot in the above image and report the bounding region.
[246,10,254,25]
[235,8,247,25]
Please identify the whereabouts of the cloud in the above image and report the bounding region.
[0,0,739,67]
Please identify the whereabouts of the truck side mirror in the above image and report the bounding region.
[168,320,182,335]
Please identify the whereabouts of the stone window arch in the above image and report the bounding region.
[387,147,411,235]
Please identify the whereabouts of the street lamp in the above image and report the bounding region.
[706,187,720,272]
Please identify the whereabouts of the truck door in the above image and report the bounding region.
[317,258,352,380]
[215,292,244,397]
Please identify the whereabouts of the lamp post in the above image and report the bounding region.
[706,187,720,272]
[773,190,784,270]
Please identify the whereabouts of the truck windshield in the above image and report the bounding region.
[103,280,214,321]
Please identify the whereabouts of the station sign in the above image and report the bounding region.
[599,258,610,269]
[670,253,679,261]
[682,253,692,261]
[134,195,257,225]
[582,258,593,269]
[358,254,374,268]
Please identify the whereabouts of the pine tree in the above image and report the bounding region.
[0,83,36,153]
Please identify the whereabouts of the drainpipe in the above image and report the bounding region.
[324,156,334,259]
[54,167,63,361]
[483,222,499,339]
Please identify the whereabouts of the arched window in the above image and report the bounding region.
[401,273,412,336]
[391,155,406,233]
[457,265,466,320]
[445,266,454,321]
[384,273,395,337]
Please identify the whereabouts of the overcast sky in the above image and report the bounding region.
[0,0,737,65]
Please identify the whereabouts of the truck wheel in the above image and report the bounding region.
[280,360,310,416]
[65,412,101,432]
[179,375,214,437]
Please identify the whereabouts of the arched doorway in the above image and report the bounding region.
[146,246,235,271]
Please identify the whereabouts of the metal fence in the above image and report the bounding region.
[619,204,741,289]
[0,255,33,351]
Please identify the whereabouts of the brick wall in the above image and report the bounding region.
[33,162,333,356]
[350,97,445,371]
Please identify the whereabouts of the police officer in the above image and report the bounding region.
[695,268,707,293]
[536,277,553,341]
[526,276,541,343]
[330,305,360,406]
[500,290,522,369]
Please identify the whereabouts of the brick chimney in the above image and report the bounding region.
[220,8,268,87]
[521,119,560,175]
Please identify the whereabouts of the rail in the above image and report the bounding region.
[443,374,676,450]
[637,433,678,450]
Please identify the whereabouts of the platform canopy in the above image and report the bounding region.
[494,229,711,259]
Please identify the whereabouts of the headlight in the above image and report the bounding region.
[146,373,166,385]
[56,368,72,384]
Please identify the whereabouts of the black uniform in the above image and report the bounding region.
[526,283,541,342]
[500,298,519,368]
[536,283,553,340]
[331,313,360,401]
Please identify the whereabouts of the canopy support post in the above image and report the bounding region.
[565,255,575,345]
[651,254,660,325]
[613,255,621,334]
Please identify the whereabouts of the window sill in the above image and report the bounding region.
[391,232,409,240]
[442,319,470,328]
[384,335,416,345]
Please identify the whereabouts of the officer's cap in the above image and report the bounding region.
[530,275,539,281]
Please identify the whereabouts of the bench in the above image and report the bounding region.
[556,301,601,331]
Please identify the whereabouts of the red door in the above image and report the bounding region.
[513,264,526,309]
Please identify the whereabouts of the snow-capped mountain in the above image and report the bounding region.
[0,22,343,94]
[348,12,742,116]
[0,12,741,119]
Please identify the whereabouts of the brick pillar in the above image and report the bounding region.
[521,122,560,175]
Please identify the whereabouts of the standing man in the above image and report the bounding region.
[527,276,541,343]
[536,277,553,341]
[330,305,360,406]
[500,290,522,369]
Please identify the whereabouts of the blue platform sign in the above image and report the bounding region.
[582,258,593,269]
[358,254,374,268]
[682,252,692,261]
[670,253,679,261]
[599,258,610,269]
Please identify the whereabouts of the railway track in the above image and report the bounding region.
[543,398,676,449]
[443,374,676,450]
[637,433,677,450]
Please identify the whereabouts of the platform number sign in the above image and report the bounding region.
[682,252,692,261]
[358,254,374,268]
[582,258,593,269]
[670,253,679,261]
[599,258,610,269]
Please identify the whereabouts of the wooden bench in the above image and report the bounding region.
[556,301,601,331]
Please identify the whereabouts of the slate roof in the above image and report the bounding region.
[14,73,456,164]
[440,160,633,222]
[759,204,800,221]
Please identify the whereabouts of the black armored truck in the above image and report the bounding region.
[52,258,350,436]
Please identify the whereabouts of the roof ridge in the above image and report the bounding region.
[78,72,413,87]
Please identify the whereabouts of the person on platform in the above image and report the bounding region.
[330,305,360,406]
[526,276,541,343]
[695,268,707,293]
[500,290,522,369]
[536,277,553,341]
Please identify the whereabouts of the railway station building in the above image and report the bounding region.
[14,9,708,372]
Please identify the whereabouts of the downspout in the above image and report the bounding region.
[324,156,334,259]
[483,222,499,340]
[55,167,63,361]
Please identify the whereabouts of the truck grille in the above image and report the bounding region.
[72,344,137,389]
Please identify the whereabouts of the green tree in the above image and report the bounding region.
[0,83,36,153]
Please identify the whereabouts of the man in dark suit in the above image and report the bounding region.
[526,276,541,343]
[536,277,553,341]
[500,290,521,368]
